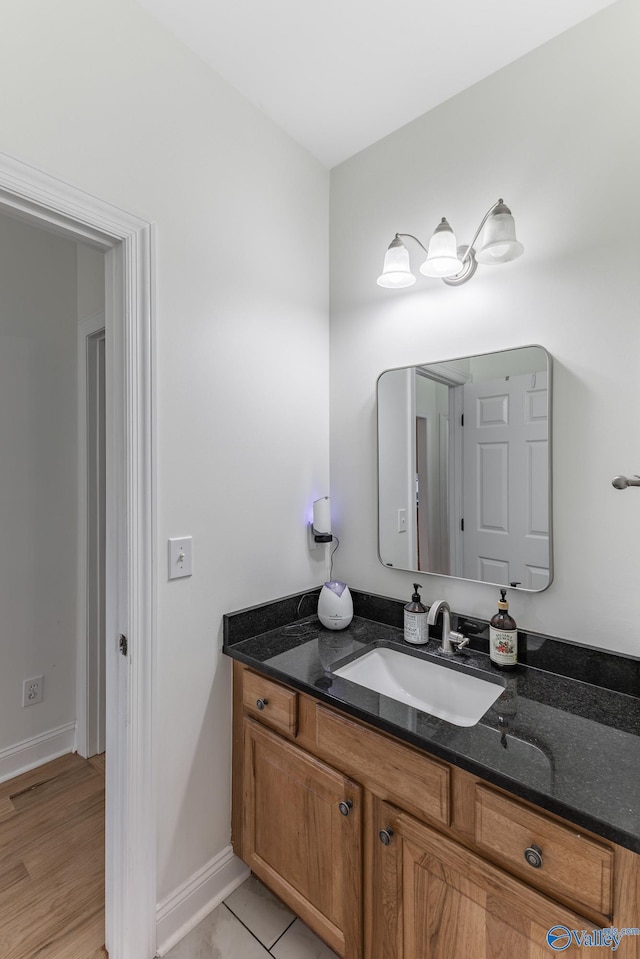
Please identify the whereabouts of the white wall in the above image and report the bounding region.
[330,0,640,658]
[77,244,105,323]
[0,0,329,914]
[0,213,79,753]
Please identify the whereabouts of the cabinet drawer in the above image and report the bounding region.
[475,785,614,917]
[315,705,450,826]
[242,670,298,736]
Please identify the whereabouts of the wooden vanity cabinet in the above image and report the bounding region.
[371,797,592,959]
[243,717,363,958]
[233,662,640,959]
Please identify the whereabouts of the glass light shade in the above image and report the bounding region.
[377,238,416,288]
[476,205,524,264]
[420,218,464,278]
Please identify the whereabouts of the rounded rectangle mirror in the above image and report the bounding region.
[377,345,552,591]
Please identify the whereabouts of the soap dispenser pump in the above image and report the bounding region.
[404,583,428,645]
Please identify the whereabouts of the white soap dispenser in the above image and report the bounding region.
[404,583,428,645]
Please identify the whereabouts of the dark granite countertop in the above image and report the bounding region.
[224,591,640,854]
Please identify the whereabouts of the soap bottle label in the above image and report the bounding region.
[489,627,517,666]
[404,610,427,645]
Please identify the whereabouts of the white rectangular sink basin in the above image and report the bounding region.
[333,647,503,727]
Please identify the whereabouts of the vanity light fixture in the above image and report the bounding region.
[377,198,524,289]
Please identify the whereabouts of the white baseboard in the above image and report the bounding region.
[155,845,250,956]
[0,722,77,784]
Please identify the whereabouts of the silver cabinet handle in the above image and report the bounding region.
[379,828,394,846]
[256,698,269,710]
[524,843,543,868]
[338,800,353,817]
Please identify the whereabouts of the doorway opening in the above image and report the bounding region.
[0,152,155,959]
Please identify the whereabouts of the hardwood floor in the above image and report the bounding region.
[0,752,106,958]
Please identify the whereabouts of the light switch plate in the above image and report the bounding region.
[168,537,193,579]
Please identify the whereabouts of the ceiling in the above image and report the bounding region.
[137,0,618,168]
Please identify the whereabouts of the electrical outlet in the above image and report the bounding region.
[22,675,44,707]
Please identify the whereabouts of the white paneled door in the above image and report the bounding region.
[462,372,549,589]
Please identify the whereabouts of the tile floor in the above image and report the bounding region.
[164,874,340,959]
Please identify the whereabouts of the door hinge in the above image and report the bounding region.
[119,634,128,657]
[461,414,464,426]
[460,518,464,532]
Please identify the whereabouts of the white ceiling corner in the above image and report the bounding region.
[136,0,619,167]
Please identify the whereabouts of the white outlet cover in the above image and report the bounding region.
[168,537,193,579]
[22,675,44,707]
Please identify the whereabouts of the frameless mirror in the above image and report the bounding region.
[377,346,552,591]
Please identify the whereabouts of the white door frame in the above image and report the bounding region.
[0,152,156,959]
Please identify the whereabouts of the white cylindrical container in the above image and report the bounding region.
[312,496,331,537]
[318,581,353,630]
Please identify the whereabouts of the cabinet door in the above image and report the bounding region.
[372,799,594,959]
[243,717,362,958]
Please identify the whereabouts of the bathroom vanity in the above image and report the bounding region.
[224,592,640,958]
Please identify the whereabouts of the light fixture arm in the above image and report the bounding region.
[459,198,502,264]
[395,202,503,276]
[395,202,502,264]
[394,232,429,255]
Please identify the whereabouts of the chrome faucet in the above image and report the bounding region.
[427,600,470,656]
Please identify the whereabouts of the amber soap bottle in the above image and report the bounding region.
[489,588,518,670]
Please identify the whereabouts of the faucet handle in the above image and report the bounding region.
[449,631,470,654]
